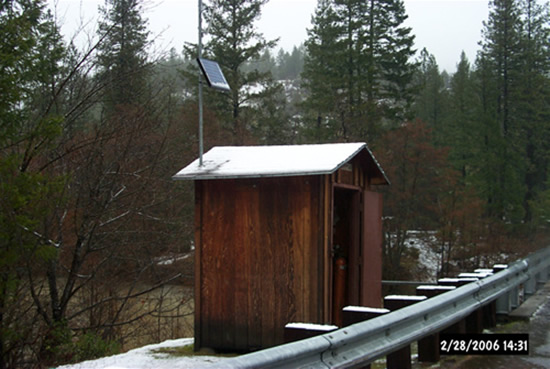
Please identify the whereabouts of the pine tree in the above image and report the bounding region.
[275,45,305,80]
[1,0,65,149]
[96,0,151,111]
[0,1,67,366]
[374,0,417,123]
[476,0,526,222]
[517,0,550,222]
[472,0,550,224]
[413,48,449,145]
[448,52,478,179]
[301,0,346,141]
[301,0,416,142]
[200,0,283,144]
[480,0,524,138]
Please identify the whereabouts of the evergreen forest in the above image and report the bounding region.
[1,0,549,367]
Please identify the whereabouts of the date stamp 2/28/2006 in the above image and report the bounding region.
[440,334,529,355]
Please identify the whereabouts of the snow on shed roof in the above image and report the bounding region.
[172,142,389,183]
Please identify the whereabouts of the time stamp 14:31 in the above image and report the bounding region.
[440,334,529,355]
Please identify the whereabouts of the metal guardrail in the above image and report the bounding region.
[209,246,550,368]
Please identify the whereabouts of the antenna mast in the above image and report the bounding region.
[196,1,230,167]
[198,0,204,166]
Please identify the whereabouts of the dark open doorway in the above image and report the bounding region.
[331,186,361,326]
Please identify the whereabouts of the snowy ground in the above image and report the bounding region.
[406,230,440,281]
[57,338,226,369]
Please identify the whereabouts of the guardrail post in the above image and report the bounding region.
[457,277,484,333]
[474,269,497,328]
[341,306,390,369]
[438,277,460,287]
[540,267,549,283]
[342,306,389,326]
[495,289,512,316]
[475,268,495,274]
[283,323,338,343]
[465,271,499,328]
[535,270,546,291]
[384,295,427,369]
[415,286,455,363]
[511,284,522,309]
[437,278,468,334]
[525,273,537,298]
[493,264,513,316]
[457,277,479,286]
[493,264,508,273]
[483,298,498,328]
[484,264,521,310]
[459,274,490,333]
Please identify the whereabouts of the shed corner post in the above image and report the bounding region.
[194,180,203,351]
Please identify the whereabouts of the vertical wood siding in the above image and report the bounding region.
[195,176,324,351]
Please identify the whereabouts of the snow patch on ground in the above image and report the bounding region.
[58,338,226,369]
[404,230,441,281]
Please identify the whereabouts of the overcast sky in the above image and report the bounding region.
[48,0,490,73]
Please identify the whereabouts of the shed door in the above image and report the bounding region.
[331,186,361,326]
[360,190,383,307]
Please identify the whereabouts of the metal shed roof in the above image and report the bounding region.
[172,142,389,183]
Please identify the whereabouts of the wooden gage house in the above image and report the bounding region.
[173,143,389,352]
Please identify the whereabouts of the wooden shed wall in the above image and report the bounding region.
[194,175,325,351]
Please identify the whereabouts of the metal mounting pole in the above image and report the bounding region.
[198,0,204,166]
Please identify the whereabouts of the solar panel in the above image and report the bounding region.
[197,58,231,92]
